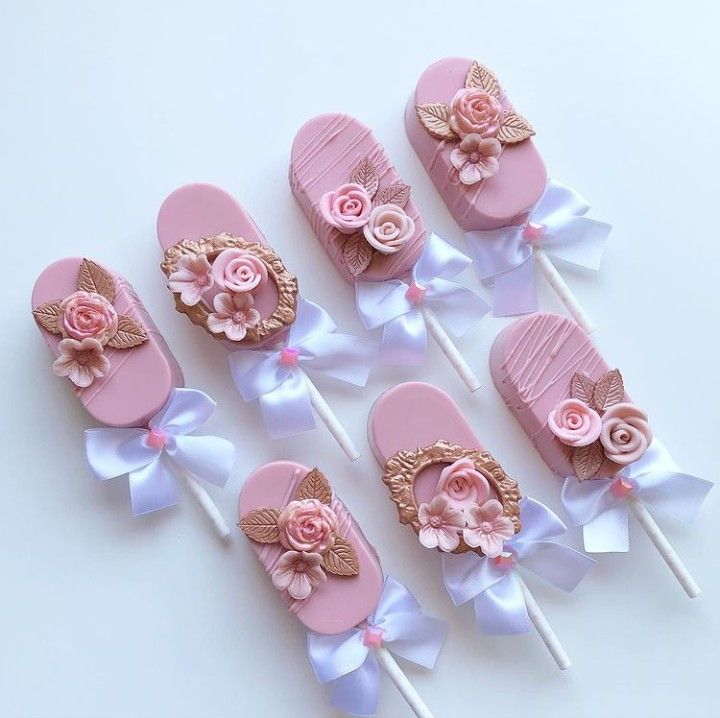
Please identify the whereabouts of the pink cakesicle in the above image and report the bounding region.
[157,183,298,350]
[406,57,547,230]
[290,113,427,283]
[32,257,183,427]
[238,461,383,633]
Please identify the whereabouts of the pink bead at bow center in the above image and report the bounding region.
[362,626,385,648]
[147,427,168,450]
[522,222,545,243]
[492,551,516,569]
[279,347,300,366]
[611,477,636,498]
[405,282,427,304]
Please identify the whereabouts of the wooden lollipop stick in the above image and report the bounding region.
[516,574,571,670]
[534,249,595,335]
[304,375,361,462]
[420,305,481,393]
[627,495,701,598]
[181,472,231,541]
[374,646,436,718]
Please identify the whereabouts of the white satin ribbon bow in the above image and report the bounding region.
[561,439,713,553]
[85,388,235,516]
[465,179,612,316]
[228,299,376,438]
[307,575,447,716]
[355,233,490,364]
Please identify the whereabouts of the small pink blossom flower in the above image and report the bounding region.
[417,495,465,552]
[463,500,515,558]
[167,255,214,306]
[437,457,491,512]
[548,398,603,448]
[207,292,261,341]
[271,550,326,600]
[450,135,501,186]
[52,337,110,388]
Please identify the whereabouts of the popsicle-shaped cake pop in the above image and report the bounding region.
[369,382,595,669]
[239,461,446,717]
[407,57,611,332]
[291,114,489,392]
[157,184,375,461]
[490,313,712,597]
[32,257,235,538]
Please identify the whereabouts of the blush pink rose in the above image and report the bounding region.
[448,88,505,140]
[211,248,268,293]
[437,457,491,512]
[548,398,603,447]
[277,498,339,554]
[600,403,652,465]
[59,290,118,345]
[362,204,415,254]
[319,183,373,234]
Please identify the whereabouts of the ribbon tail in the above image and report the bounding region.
[543,216,611,271]
[259,371,316,439]
[520,542,597,591]
[128,456,179,516]
[169,435,236,488]
[380,313,427,365]
[425,279,490,337]
[150,388,216,434]
[583,503,630,553]
[635,472,713,523]
[383,614,447,669]
[473,573,531,635]
[329,654,380,717]
[85,428,158,479]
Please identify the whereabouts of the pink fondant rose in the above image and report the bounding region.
[448,88,505,140]
[59,291,118,345]
[211,248,268,294]
[277,498,339,554]
[362,204,415,254]
[600,403,652,466]
[319,182,372,234]
[548,398,603,447]
[437,458,491,512]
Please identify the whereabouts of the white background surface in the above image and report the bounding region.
[1,1,718,717]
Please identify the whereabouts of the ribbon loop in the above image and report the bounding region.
[229,299,376,439]
[561,438,713,553]
[464,178,611,316]
[307,576,446,716]
[355,233,489,365]
[85,388,235,516]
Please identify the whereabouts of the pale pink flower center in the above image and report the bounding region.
[566,413,583,429]
[232,310,248,324]
[196,274,211,287]
[341,198,362,215]
[294,561,307,573]
[479,521,494,534]
[429,515,443,528]
[614,429,631,444]
[469,151,480,163]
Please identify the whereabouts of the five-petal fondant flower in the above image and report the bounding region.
[167,254,214,306]
[52,337,111,388]
[207,292,261,341]
[417,495,465,552]
[449,135,501,186]
[271,550,326,600]
[463,499,515,558]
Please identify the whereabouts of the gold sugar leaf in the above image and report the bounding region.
[106,315,148,349]
[32,300,62,334]
[571,441,605,481]
[341,233,373,277]
[350,157,379,198]
[76,258,116,301]
[322,536,359,576]
[465,60,501,97]
[374,182,411,208]
[415,103,457,141]
[238,507,281,543]
[592,369,625,412]
[294,468,332,504]
[570,372,596,404]
[496,113,535,144]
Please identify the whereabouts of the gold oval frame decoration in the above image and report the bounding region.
[160,233,299,344]
[381,440,521,556]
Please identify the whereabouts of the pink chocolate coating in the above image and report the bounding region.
[238,461,383,634]
[405,57,547,230]
[490,313,630,479]
[290,113,427,283]
[32,258,183,427]
[156,183,285,349]
[368,382,500,506]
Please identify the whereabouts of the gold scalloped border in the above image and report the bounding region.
[381,440,522,556]
[160,233,299,344]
